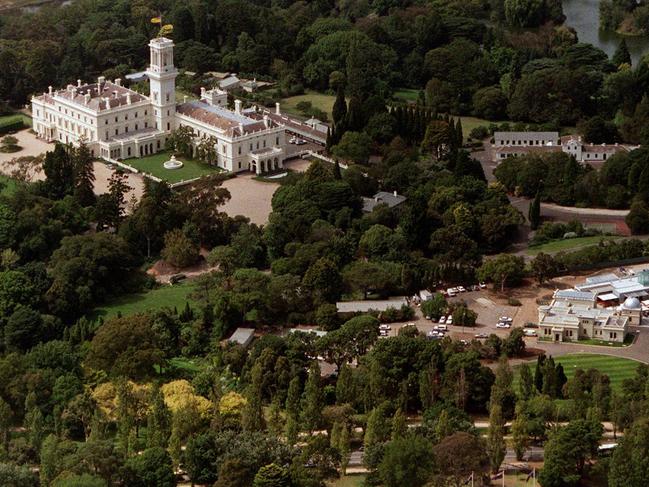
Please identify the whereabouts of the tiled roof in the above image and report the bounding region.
[176,101,277,136]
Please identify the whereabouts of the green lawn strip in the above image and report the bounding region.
[120,151,221,183]
[327,475,367,487]
[89,280,197,321]
[169,356,205,374]
[526,236,626,256]
[393,88,420,102]
[281,90,337,119]
[513,354,641,393]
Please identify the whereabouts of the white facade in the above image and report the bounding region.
[31,37,287,174]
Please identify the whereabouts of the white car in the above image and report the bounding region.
[295,138,307,145]
[500,316,513,323]
[446,316,453,325]
[379,324,392,331]
[523,329,538,337]
[446,288,457,297]
[437,324,448,331]
[439,316,446,324]
[289,137,297,144]
[457,286,466,293]
[379,330,389,337]
[496,322,511,329]
[479,282,487,288]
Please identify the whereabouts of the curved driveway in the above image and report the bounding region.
[530,326,649,363]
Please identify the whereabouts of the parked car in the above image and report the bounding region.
[289,137,297,144]
[439,316,446,324]
[437,324,448,331]
[446,316,453,325]
[474,333,489,339]
[479,282,487,288]
[379,324,392,331]
[523,329,538,337]
[500,316,513,323]
[457,286,466,293]
[295,138,307,145]
[169,274,186,285]
[496,322,511,329]
[446,288,457,297]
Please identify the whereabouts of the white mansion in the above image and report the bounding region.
[493,131,637,165]
[31,37,287,174]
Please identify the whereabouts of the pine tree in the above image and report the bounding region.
[336,364,355,404]
[24,392,44,452]
[486,404,506,473]
[147,385,171,449]
[511,407,529,461]
[0,396,12,455]
[115,381,136,458]
[534,355,546,392]
[612,38,632,67]
[519,363,535,400]
[346,96,364,131]
[339,423,350,475]
[242,362,265,432]
[72,141,96,207]
[391,408,407,440]
[529,191,541,230]
[332,85,347,128]
[301,362,324,433]
[455,118,464,148]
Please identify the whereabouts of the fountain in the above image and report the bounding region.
[163,154,183,170]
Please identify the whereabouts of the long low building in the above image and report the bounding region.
[336,298,408,314]
[493,132,636,164]
[538,289,640,343]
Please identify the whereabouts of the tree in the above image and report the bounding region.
[539,419,603,487]
[124,447,175,487]
[72,142,96,207]
[612,38,632,67]
[529,191,541,230]
[378,435,434,487]
[42,143,75,199]
[253,463,290,487]
[472,86,508,120]
[301,362,324,433]
[531,252,559,285]
[519,363,535,400]
[609,418,649,487]
[486,404,506,473]
[4,306,43,352]
[161,228,200,268]
[86,314,166,380]
[421,293,447,320]
[431,432,489,486]
[451,303,477,327]
[302,257,344,304]
[331,131,372,164]
[503,328,526,357]
[504,0,550,28]
[332,85,347,128]
[626,199,649,234]
[146,385,171,449]
[477,254,525,292]
[242,362,265,432]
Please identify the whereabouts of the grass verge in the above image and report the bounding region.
[526,236,626,256]
[89,280,197,321]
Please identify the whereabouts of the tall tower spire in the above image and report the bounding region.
[146,37,178,133]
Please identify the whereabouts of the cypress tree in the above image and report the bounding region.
[529,191,541,230]
[301,362,324,433]
[242,362,265,432]
[612,38,632,67]
[346,95,364,131]
[455,118,463,148]
[486,404,506,473]
[534,355,546,392]
[333,160,342,180]
[332,85,347,128]
[147,385,171,448]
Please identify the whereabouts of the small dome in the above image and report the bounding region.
[623,297,641,309]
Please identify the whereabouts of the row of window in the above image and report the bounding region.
[105,110,148,124]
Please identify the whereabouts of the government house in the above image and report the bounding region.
[31,37,286,175]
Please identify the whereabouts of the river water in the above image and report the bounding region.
[563,0,649,65]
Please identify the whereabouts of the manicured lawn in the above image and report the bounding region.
[327,475,367,487]
[90,280,197,321]
[515,354,641,392]
[393,87,420,102]
[281,90,336,120]
[458,116,505,142]
[0,113,31,130]
[121,151,221,183]
[526,236,625,256]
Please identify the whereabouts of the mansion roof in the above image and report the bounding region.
[176,101,279,137]
[35,81,147,112]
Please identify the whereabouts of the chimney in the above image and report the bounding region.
[200,87,206,98]
[183,95,188,103]
[97,76,105,89]
[263,114,269,128]
[84,93,91,105]
[275,102,280,115]
[126,92,132,105]
[104,98,110,110]
[393,190,397,197]
[77,79,82,88]
[115,78,122,87]
[48,86,53,95]
[234,99,242,115]
[238,122,244,134]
